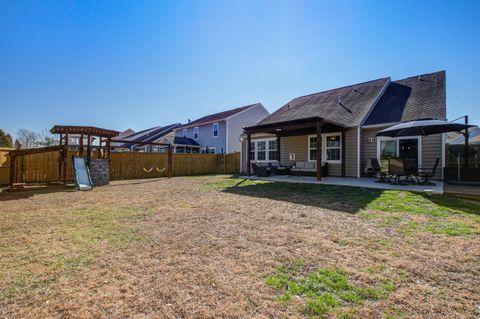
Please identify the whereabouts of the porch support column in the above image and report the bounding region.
[276,134,281,162]
[341,129,346,177]
[247,132,251,176]
[316,121,323,181]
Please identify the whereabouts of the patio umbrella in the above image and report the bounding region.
[376,119,475,137]
[376,118,477,180]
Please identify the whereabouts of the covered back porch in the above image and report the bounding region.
[244,117,354,181]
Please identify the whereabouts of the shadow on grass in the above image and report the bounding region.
[219,177,480,216]
[0,186,76,202]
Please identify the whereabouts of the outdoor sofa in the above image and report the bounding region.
[290,161,328,177]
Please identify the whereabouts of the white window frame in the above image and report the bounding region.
[182,128,187,137]
[209,147,216,154]
[212,123,219,137]
[193,127,199,140]
[376,136,422,164]
[200,147,206,154]
[308,133,342,163]
[249,138,277,162]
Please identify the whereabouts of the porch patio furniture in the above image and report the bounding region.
[388,158,409,185]
[290,161,328,177]
[370,158,391,183]
[416,158,440,185]
[252,163,271,177]
[403,158,418,183]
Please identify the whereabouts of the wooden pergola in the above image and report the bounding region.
[244,117,347,181]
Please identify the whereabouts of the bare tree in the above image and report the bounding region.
[16,129,40,149]
[36,128,57,147]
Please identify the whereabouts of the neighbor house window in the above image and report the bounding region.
[213,123,219,137]
[182,129,187,137]
[325,134,341,162]
[193,127,199,140]
[249,138,277,161]
[209,147,216,154]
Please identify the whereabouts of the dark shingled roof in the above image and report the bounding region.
[173,136,200,146]
[180,103,263,129]
[255,78,390,128]
[364,71,446,125]
[113,123,181,148]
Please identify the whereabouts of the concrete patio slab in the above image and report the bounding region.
[241,175,444,194]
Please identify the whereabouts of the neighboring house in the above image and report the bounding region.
[174,103,269,154]
[111,123,183,152]
[242,70,446,179]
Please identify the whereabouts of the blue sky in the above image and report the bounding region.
[1,0,479,137]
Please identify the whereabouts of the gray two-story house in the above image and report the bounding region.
[174,103,269,154]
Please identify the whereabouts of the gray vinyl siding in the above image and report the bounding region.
[361,126,443,179]
[344,128,358,177]
[226,104,270,153]
[422,134,443,179]
[176,122,227,153]
[362,127,379,175]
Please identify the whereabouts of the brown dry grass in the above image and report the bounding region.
[0,175,479,319]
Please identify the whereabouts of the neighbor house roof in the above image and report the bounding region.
[178,103,263,129]
[364,71,446,126]
[254,78,390,128]
[173,136,200,147]
[113,123,181,148]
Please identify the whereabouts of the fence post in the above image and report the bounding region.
[168,145,172,178]
[9,154,16,191]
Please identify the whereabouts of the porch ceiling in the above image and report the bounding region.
[244,117,347,136]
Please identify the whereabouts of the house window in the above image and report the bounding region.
[268,140,278,160]
[379,140,397,159]
[209,147,216,154]
[182,129,187,137]
[200,148,206,154]
[249,138,277,161]
[308,134,342,163]
[213,123,219,137]
[308,136,317,161]
[325,134,341,162]
[193,127,199,140]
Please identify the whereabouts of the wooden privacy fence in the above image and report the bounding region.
[0,150,240,185]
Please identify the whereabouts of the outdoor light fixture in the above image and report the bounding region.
[275,128,282,132]
[368,137,373,143]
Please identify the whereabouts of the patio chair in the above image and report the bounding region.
[416,158,439,185]
[388,158,408,185]
[252,163,270,177]
[371,158,391,183]
[403,158,418,183]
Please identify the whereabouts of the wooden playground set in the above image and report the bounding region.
[3,125,239,192]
